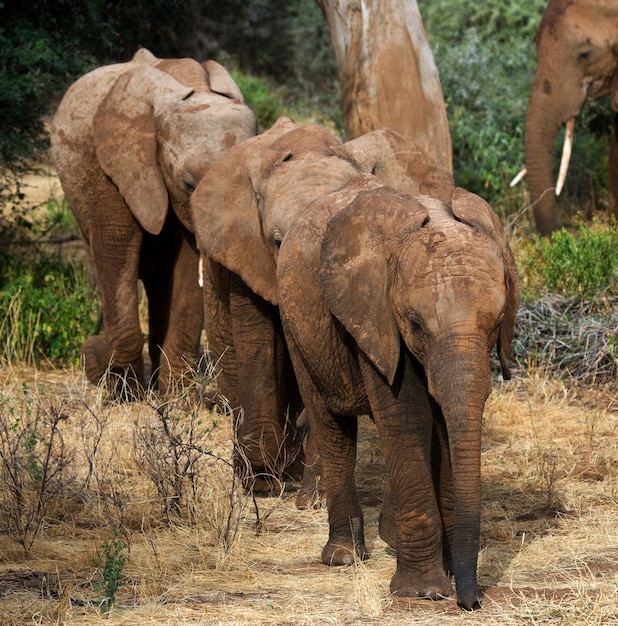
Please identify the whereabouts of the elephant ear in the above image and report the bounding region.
[451,187,520,379]
[94,66,192,235]
[332,128,455,204]
[192,117,300,305]
[202,60,245,101]
[130,48,159,65]
[320,187,428,385]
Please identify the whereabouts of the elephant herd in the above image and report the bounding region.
[48,0,617,612]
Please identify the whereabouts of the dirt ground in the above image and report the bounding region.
[0,363,616,626]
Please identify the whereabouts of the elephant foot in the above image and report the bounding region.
[234,437,306,495]
[321,517,367,566]
[82,335,145,401]
[390,567,452,601]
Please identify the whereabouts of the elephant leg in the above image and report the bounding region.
[83,188,145,398]
[229,274,304,491]
[314,402,365,565]
[287,347,365,564]
[360,351,452,600]
[202,260,239,410]
[295,410,322,509]
[149,228,203,393]
[140,230,174,389]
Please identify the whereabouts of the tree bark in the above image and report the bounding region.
[316,0,452,173]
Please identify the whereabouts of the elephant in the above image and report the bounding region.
[50,48,257,396]
[525,0,618,235]
[275,179,519,610]
[191,117,454,497]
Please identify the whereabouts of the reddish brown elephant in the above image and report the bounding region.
[525,0,618,235]
[51,48,256,397]
[191,118,453,496]
[277,179,519,610]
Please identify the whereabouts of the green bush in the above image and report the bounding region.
[515,220,618,300]
[0,258,99,367]
[230,71,286,130]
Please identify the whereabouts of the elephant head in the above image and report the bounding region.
[192,117,454,305]
[524,0,618,235]
[92,53,256,235]
[320,186,518,389]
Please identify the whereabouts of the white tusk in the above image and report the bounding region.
[198,256,203,288]
[510,167,527,187]
[556,118,575,196]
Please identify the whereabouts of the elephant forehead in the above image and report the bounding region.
[396,229,506,322]
[264,157,360,217]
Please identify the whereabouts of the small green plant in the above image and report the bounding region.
[93,529,128,614]
[516,219,618,300]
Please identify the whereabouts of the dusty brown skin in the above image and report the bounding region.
[191,118,453,497]
[51,48,256,396]
[277,180,519,611]
[316,0,452,172]
[525,0,618,235]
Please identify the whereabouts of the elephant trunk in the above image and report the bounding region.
[524,86,565,236]
[427,339,491,611]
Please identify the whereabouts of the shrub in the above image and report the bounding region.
[515,219,618,300]
[0,257,99,366]
[0,383,74,553]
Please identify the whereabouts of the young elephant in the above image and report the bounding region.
[276,178,519,610]
[191,118,454,495]
[51,48,256,396]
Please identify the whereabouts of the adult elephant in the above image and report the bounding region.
[277,179,519,610]
[51,48,257,396]
[525,0,618,235]
[192,117,454,499]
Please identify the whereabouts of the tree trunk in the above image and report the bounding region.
[316,0,452,173]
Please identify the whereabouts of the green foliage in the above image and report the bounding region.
[93,529,127,614]
[230,71,286,130]
[516,220,618,300]
[0,257,99,366]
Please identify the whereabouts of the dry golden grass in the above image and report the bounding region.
[0,363,617,626]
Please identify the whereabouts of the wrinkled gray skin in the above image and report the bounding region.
[51,48,256,397]
[192,117,453,496]
[277,179,519,610]
[525,0,618,235]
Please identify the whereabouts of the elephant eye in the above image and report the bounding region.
[182,176,197,194]
[577,49,591,62]
[409,313,423,335]
[272,228,283,249]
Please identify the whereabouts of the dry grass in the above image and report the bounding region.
[0,363,616,626]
